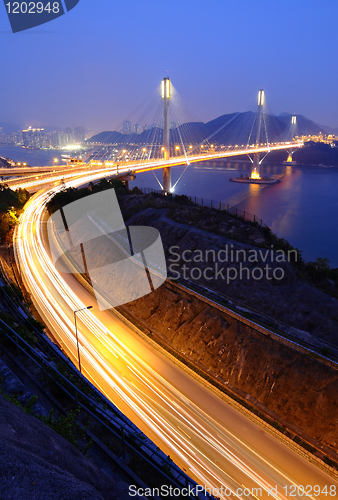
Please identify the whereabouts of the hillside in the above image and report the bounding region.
[87,112,327,146]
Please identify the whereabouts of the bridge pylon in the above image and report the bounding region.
[162,77,171,194]
[251,89,265,179]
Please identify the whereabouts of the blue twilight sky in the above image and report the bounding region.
[0,0,337,133]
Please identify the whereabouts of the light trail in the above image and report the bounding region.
[6,141,303,192]
[14,169,338,500]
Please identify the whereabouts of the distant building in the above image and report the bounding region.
[133,123,141,134]
[22,128,46,148]
[73,127,85,143]
[123,121,131,135]
[64,127,73,144]
[0,131,22,145]
[13,132,23,144]
[52,132,69,148]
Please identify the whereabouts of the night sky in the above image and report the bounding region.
[1,0,337,132]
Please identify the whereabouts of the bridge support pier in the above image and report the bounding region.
[162,167,171,194]
[252,153,260,178]
[162,77,171,194]
[118,173,136,190]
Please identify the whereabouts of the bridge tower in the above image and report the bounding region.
[162,77,171,194]
[285,115,297,163]
[251,89,265,179]
[290,115,297,139]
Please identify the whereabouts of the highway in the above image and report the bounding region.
[3,140,303,193]
[14,174,338,500]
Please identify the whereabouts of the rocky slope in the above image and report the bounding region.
[0,395,134,500]
[124,280,338,456]
[119,196,338,347]
[112,194,338,455]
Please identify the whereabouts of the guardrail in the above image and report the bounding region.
[139,186,268,227]
[0,306,214,500]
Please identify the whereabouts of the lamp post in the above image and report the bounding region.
[74,306,93,373]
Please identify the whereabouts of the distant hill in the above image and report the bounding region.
[257,141,338,166]
[278,113,326,136]
[318,123,338,135]
[87,112,330,146]
[0,157,12,168]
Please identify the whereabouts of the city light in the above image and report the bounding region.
[62,144,81,150]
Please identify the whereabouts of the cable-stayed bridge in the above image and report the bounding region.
[7,81,337,499]
[1,78,303,193]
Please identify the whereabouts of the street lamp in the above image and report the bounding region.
[74,306,93,373]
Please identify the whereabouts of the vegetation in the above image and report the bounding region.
[46,178,128,215]
[0,185,30,243]
[41,408,92,456]
[0,385,92,456]
[0,311,39,348]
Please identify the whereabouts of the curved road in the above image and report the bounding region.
[15,177,337,500]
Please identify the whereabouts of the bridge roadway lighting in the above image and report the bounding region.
[74,306,93,373]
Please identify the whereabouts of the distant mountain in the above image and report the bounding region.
[87,112,329,146]
[318,123,338,135]
[278,114,326,136]
[0,157,12,168]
